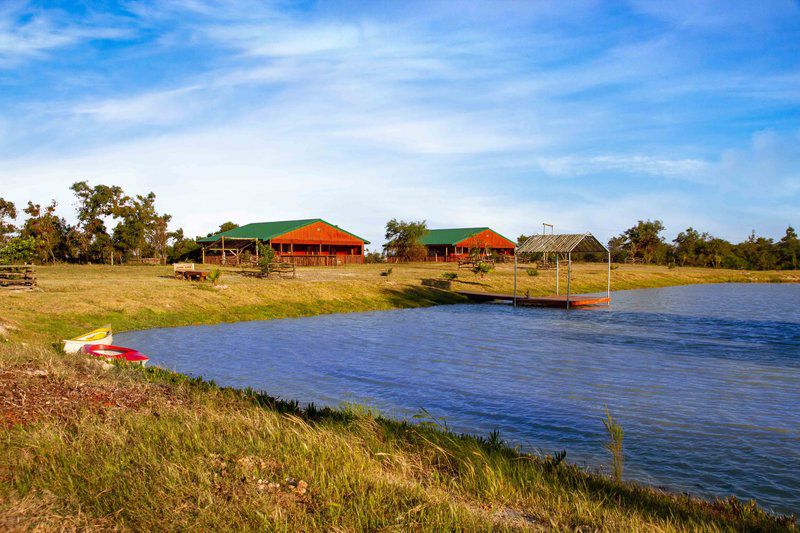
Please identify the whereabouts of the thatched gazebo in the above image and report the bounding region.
[514,233,610,308]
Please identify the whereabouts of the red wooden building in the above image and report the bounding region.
[420,227,516,262]
[197,219,369,266]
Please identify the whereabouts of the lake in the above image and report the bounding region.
[117,283,800,514]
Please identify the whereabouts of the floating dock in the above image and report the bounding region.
[456,290,610,308]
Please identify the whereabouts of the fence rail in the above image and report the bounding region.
[0,264,37,290]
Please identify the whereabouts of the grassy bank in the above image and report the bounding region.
[1,263,797,530]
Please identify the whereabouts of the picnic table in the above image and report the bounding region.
[173,263,211,281]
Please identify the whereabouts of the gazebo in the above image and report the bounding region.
[514,233,611,308]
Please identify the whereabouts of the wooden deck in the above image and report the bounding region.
[456,290,610,308]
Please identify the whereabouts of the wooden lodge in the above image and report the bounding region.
[419,228,516,262]
[197,219,369,267]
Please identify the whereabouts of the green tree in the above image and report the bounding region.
[70,181,126,262]
[167,228,199,263]
[617,220,667,264]
[778,226,799,270]
[206,221,239,237]
[0,198,16,244]
[20,200,67,264]
[673,227,703,266]
[383,219,427,261]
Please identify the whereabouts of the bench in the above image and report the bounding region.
[173,263,211,281]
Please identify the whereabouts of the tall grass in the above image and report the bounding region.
[602,406,624,483]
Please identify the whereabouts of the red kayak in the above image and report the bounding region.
[83,344,149,366]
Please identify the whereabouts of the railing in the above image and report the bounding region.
[203,255,364,267]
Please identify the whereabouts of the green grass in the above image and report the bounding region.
[1,264,797,530]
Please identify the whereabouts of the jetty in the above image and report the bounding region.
[457,290,609,308]
[513,232,611,309]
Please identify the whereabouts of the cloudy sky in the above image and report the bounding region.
[1,0,798,246]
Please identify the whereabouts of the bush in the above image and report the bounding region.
[380,267,393,277]
[442,272,458,280]
[0,236,37,264]
[364,250,386,263]
[257,242,276,274]
[471,262,493,278]
[208,268,222,286]
[526,268,539,276]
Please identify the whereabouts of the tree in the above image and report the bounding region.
[0,198,16,244]
[70,181,125,263]
[20,200,67,263]
[147,213,172,263]
[616,220,667,264]
[167,228,199,263]
[778,226,799,270]
[383,219,427,261]
[206,221,238,237]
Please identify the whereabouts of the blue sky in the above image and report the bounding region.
[1,0,798,247]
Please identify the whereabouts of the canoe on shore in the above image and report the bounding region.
[83,344,149,366]
[63,325,112,354]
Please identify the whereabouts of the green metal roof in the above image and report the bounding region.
[197,219,370,244]
[420,227,513,246]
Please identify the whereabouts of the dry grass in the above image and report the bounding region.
[0,263,797,530]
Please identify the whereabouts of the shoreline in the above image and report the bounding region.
[2,264,798,530]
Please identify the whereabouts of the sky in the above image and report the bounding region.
[1,0,799,247]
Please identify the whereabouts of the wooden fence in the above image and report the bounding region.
[0,264,37,290]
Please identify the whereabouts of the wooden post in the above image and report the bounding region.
[221,237,226,266]
[513,248,518,307]
[201,245,205,264]
[556,254,559,295]
[255,239,259,263]
[566,252,571,309]
[607,251,611,306]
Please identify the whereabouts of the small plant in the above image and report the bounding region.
[544,449,567,470]
[471,262,493,278]
[208,268,222,286]
[526,268,539,276]
[485,429,505,451]
[380,267,393,277]
[442,272,458,280]
[602,406,624,482]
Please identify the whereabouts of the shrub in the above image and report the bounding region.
[364,250,386,263]
[442,272,458,280]
[471,262,493,278]
[0,236,37,264]
[380,267,393,277]
[526,268,539,276]
[256,242,276,274]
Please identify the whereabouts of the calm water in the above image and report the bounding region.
[117,283,800,514]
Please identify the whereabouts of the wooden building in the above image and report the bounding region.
[197,219,369,266]
[420,227,515,262]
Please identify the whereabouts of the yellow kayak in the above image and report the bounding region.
[63,325,113,354]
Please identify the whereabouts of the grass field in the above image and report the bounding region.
[1,263,797,530]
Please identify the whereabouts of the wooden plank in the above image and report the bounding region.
[456,290,609,308]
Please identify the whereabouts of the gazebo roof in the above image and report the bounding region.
[516,233,607,254]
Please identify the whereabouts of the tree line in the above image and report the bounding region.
[2,192,797,271]
[603,220,798,270]
[0,183,198,265]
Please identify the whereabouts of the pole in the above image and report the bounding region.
[556,254,559,295]
[607,251,611,306]
[513,248,518,307]
[567,252,571,310]
[221,236,226,266]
